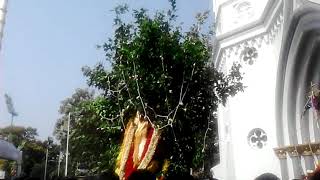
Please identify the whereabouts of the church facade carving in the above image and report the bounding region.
[212,0,320,179]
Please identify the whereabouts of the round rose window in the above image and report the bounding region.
[248,128,267,149]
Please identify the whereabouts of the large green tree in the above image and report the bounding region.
[29,138,60,180]
[0,126,37,146]
[0,126,58,178]
[55,88,121,175]
[54,88,94,146]
[56,1,244,178]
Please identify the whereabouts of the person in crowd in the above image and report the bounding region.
[254,173,280,180]
[127,170,156,180]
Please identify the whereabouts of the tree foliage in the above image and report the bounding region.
[0,126,37,146]
[0,126,58,178]
[56,1,244,178]
[54,88,94,145]
[53,88,112,175]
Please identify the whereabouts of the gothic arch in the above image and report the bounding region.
[276,2,320,179]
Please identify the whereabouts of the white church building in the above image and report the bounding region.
[212,0,320,179]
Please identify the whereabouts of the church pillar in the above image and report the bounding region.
[290,157,304,178]
[279,159,289,180]
[0,0,7,51]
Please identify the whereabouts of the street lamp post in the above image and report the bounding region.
[65,113,71,177]
[4,94,18,142]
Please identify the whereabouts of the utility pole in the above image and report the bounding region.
[65,113,71,177]
[57,148,62,176]
[44,137,52,180]
[44,148,48,180]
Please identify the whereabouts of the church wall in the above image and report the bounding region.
[223,32,282,179]
[212,0,284,179]
[214,0,320,179]
[213,26,284,179]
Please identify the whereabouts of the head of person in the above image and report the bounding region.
[255,173,280,180]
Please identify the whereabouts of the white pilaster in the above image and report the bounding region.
[0,0,8,51]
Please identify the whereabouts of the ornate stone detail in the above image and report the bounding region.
[274,148,287,159]
[247,128,267,149]
[218,50,227,72]
[240,47,258,65]
[310,143,320,155]
[274,143,320,159]
[266,11,283,43]
[286,146,299,157]
[296,144,313,156]
[294,0,304,10]
[232,1,254,25]
[215,3,284,71]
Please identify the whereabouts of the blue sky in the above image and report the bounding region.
[0,0,212,140]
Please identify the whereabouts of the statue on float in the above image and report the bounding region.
[115,111,169,180]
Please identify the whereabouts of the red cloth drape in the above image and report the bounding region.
[124,128,154,179]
